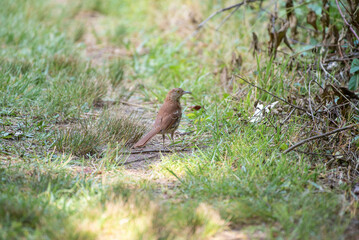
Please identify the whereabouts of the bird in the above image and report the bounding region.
[133,88,191,148]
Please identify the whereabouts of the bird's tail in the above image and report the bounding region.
[132,127,161,148]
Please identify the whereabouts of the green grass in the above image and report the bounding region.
[0,0,357,239]
[0,160,225,239]
[157,122,349,238]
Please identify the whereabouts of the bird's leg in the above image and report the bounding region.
[170,132,175,143]
[162,134,165,147]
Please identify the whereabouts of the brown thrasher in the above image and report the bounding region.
[133,88,191,148]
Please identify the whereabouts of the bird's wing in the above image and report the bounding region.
[157,109,181,132]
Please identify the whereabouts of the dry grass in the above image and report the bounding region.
[55,108,146,157]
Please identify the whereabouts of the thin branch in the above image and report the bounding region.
[181,0,258,45]
[280,107,295,125]
[123,148,191,164]
[234,74,308,112]
[338,0,351,15]
[124,148,189,154]
[197,1,256,30]
[100,99,151,109]
[216,5,241,30]
[284,124,355,154]
[308,80,318,130]
[118,100,148,109]
[129,149,173,154]
[293,149,344,158]
[122,155,158,165]
[335,0,359,42]
[324,52,359,62]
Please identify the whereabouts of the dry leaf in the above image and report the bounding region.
[220,67,233,92]
[220,67,228,87]
[285,0,294,18]
[307,10,318,31]
[288,14,298,37]
[231,52,242,70]
[267,20,291,57]
[251,32,260,56]
[338,86,359,100]
[276,21,290,47]
[286,0,298,37]
[324,25,339,50]
[189,105,202,111]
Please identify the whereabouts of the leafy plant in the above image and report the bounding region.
[349,59,359,91]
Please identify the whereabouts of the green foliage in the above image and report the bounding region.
[349,59,359,91]
[350,59,359,74]
[349,74,359,91]
[160,117,349,238]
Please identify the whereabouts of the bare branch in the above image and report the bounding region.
[182,0,259,44]
[197,1,257,30]
[284,124,355,154]
[123,155,158,165]
[124,148,189,154]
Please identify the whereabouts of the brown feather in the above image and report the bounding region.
[133,126,161,148]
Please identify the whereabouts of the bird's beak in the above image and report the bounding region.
[183,91,192,95]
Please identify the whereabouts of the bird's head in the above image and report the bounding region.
[167,88,192,102]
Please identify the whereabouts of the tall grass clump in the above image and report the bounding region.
[55,109,147,156]
[108,59,125,88]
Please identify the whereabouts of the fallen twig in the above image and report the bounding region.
[308,80,318,130]
[122,155,158,165]
[118,100,148,109]
[280,107,295,125]
[124,148,189,155]
[284,124,355,154]
[293,149,345,158]
[324,53,359,62]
